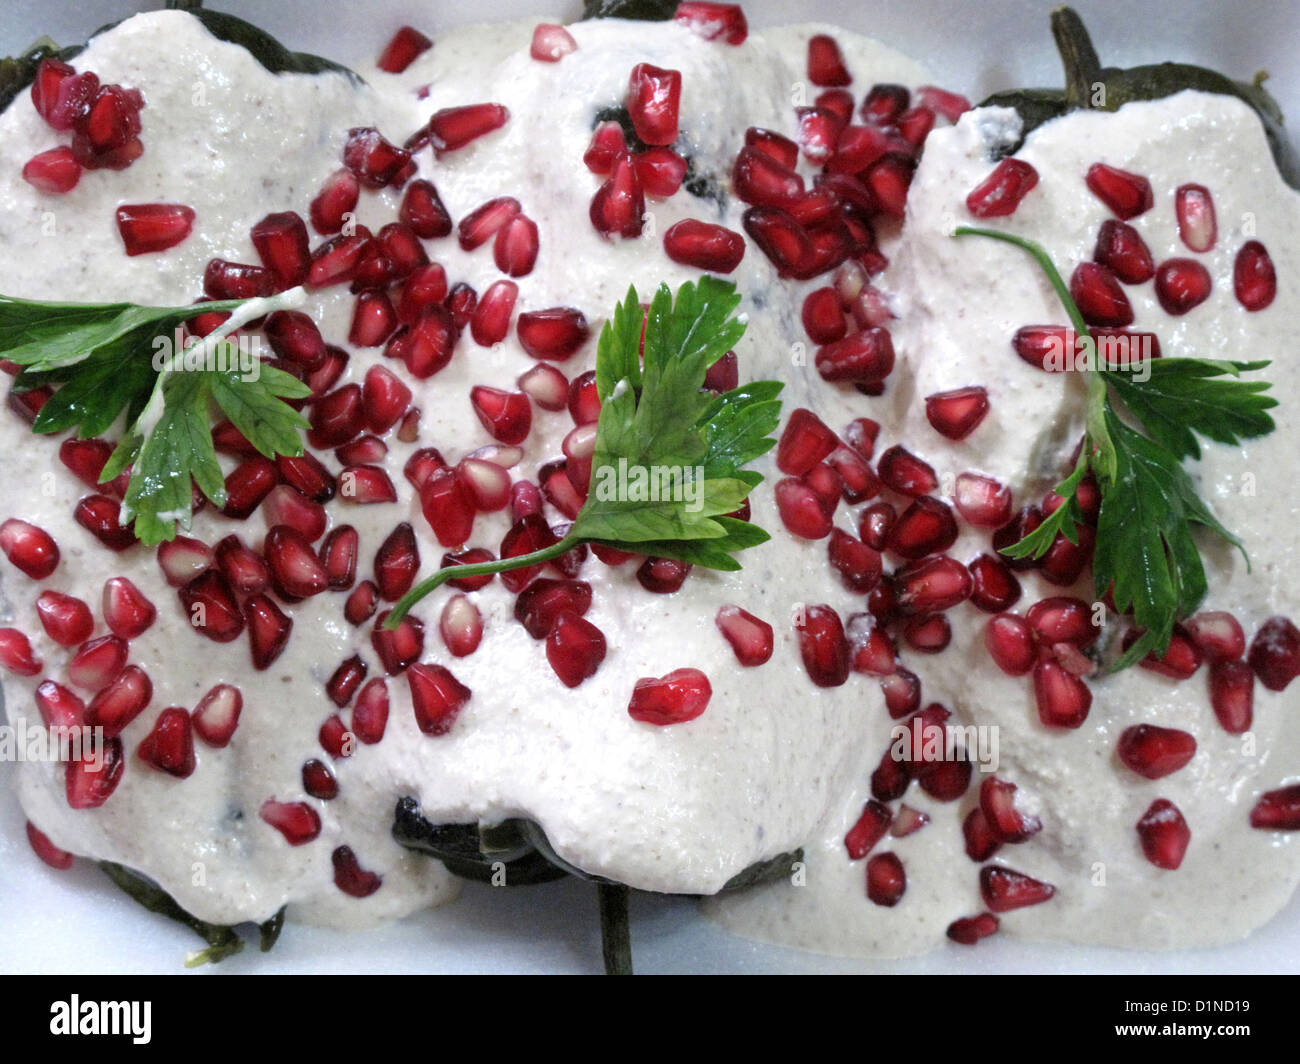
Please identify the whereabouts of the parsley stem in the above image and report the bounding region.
[952,225,1115,480]
[386,535,583,627]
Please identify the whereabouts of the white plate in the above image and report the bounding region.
[2,0,1298,974]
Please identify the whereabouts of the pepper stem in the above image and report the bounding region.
[598,883,633,976]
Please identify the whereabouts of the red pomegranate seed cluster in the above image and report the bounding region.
[23,58,147,194]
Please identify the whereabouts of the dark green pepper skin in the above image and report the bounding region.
[982,6,1299,187]
[582,0,677,21]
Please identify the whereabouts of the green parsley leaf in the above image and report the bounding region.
[389,277,782,624]
[953,225,1276,667]
[1,288,311,545]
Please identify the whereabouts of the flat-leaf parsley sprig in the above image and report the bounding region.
[1,288,312,544]
[954,226,1277,669]
[388,276,783,625]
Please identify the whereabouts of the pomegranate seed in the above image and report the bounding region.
[1094,219,1155,284]
[731,145,804,209]
[795,106,842,164]
[431,595,481,658]
[395,182,450,242]
[318,714,354,759]
[332,845,383,897]
[84,665,151,737]
[774,478,832,539]
[980,866,1056,913]
[947,913,999,945]
[1118,718,1196,775]
[1184,611,1245,662]
[844,800,892,858]
[887,498,956,560]
[348,290,398,348]
[1084,163,1153,219]
[826,529,883,593]
[963,808,1003,861]
[794,604,850,687]
[417,468,475,548]
[777,409,838,476]
[917,86,971,122]
[628,667,711,725]
[590,153,646,238]
[26,821,73,870]
[353,369,411,439]
[807,34,851,86]
[951,472,1011,528]
[965,158,1039,218]
[1011,324,1074,372]
[246,215,312,295]
[1208,659,1254,734]
[1174,183,1217,252]
[342,126,411,189]
[371,610,424,674]
[1136,799,1191,870]
[859,82,908,123]
[0,518,59,579]
[1033,659,1091,728]
[263,310,326,370]
[968,553,1021,612]
[243,593,291,669]
[1248,616,1300,691]
[373,522,419,602]
[109,202,197,258]
[713,604,775,667]
[192,684,241,747]
[34,590,92,647]
[74,493,134,550]
[567,370,601,426]
[221,456,280,519]
[101,577,155,641]
[323,656,367,709]
[888,804,928,839]
[346,677,388,745]
[900,613,950,653]
[310,525,356,592]
[493,214,540,277]
[457,457,511,513]
[306,233,371,288]
[863,153,916,220]
[260,800,321,845]
[875,447,935,498]
[802,287,847,344]
[30,59,76,124]
[340,465,397,506]
[894,555,971,615]
[826,447,879,504]
[264,525,328,598]
[858,502,895,551]
[301,759,337,800]
[870,747,910,800]
[843,417,880,461]
[425,103,509,154]
[512,579,590,640]
[397,407,421,442]
[675,2,748,43]
[135,707,196,778]
[983,614,1035,675]
[1026,596,1095,647]
[36,679,86,731]
[1234,240,1277,311]
[393,303,458,378]
[517,307,590,361]
[1070,262,1134,327]
[469,386,532,445]
[865,852,905,907]
[896,106,936,148]
[845,615,894,676]
[377,25,432,72]
[633,147,688,198]
[274,455,334,505]
[0,628,41,676]
[1136,625,1202,679]
[156,536,213,587]
[67,634,127,691]
[979,777,1042,843]
[924,386,989,441]
[517,364,568,415]
[1250,784,1300,831]
[456,196,520,252]
[814,328,895,384]
[468,280,519,348]
[202,259,274,301]
[625,62,681,145]
[529,22,578,61]
[65,738,124,810]
[1155,257,1212,315]
[637,556,691,594]
[344,581,379,626]
[584,121,627,174]
[742,206,814,276]
[405,663,470,736]
[309,169,360,235]
[662,219,746,273]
